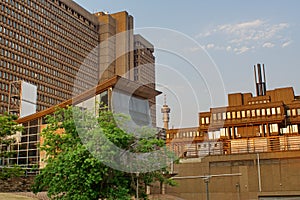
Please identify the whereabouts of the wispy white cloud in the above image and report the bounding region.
[226,46,232,52]
[206,43,215,49]
[234,46,251,54]
[262,42,275,48]
[218,19,264,35]
[197,31,212,38]
[196,19,291,54]
[282,40,292,48]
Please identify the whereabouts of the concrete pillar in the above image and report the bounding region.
[160,181,166,195]
[266,123,270,137]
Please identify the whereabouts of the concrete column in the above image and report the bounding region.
[266,123,270,137]
[160,181,166,195]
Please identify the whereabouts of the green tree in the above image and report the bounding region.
[0,113,23,179]
[32,106,176,200]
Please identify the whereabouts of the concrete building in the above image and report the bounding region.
[0,76,161,169]
[167,64,300,158]
[166,151,300,200]
[134,34,156,126]
[164,64,300,199]
[0,0,99,114]
[96,11,134,82]
[0,0,157,125]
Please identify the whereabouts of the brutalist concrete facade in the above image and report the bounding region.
[166,151,300,200]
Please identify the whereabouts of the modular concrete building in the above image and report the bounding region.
[167,64,300,158]
[165,64,300,199]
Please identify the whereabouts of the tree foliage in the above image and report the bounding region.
[32,106,176,200]
[0,113,23,179]
[0,113,22,148]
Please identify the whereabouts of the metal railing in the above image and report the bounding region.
[174,135,300,158]
[226,135,300,154]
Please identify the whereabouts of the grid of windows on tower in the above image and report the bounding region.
[200,107,300,125]
[0,0,100,114]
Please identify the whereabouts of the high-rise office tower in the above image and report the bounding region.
[96,11,134,82]
[0,1,157,125]
[0,0,99,113]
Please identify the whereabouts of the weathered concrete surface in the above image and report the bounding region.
[0,193,38,200]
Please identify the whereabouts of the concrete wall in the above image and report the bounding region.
[0,177,34,192]
[166,151,300,200]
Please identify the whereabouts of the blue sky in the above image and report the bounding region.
[74,0,300,128]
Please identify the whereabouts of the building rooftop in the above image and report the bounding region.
[16,76,161,124]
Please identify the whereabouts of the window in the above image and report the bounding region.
[227,112,231,119]
[201,118,205,125]
[272,108,276,115]
[220,128,226,137]
[270,124,278,133]
[222,112,226,120]
[287,109,291,117]
[266,108,271,116]
[292,109,296,117]
[251,110,256,117]
[256,109,261,116]
[292,125,298,133]
[236,111,241,118]
[261,109,266,116]
[241,110,246,118]
[217,113,221,120]
[277,107,281,115]
[205,117,210,124]
[232,112,236,119]
[246,110,251,117]
[213,113,217,121]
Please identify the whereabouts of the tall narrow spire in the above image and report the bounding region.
[161,95,171,130]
